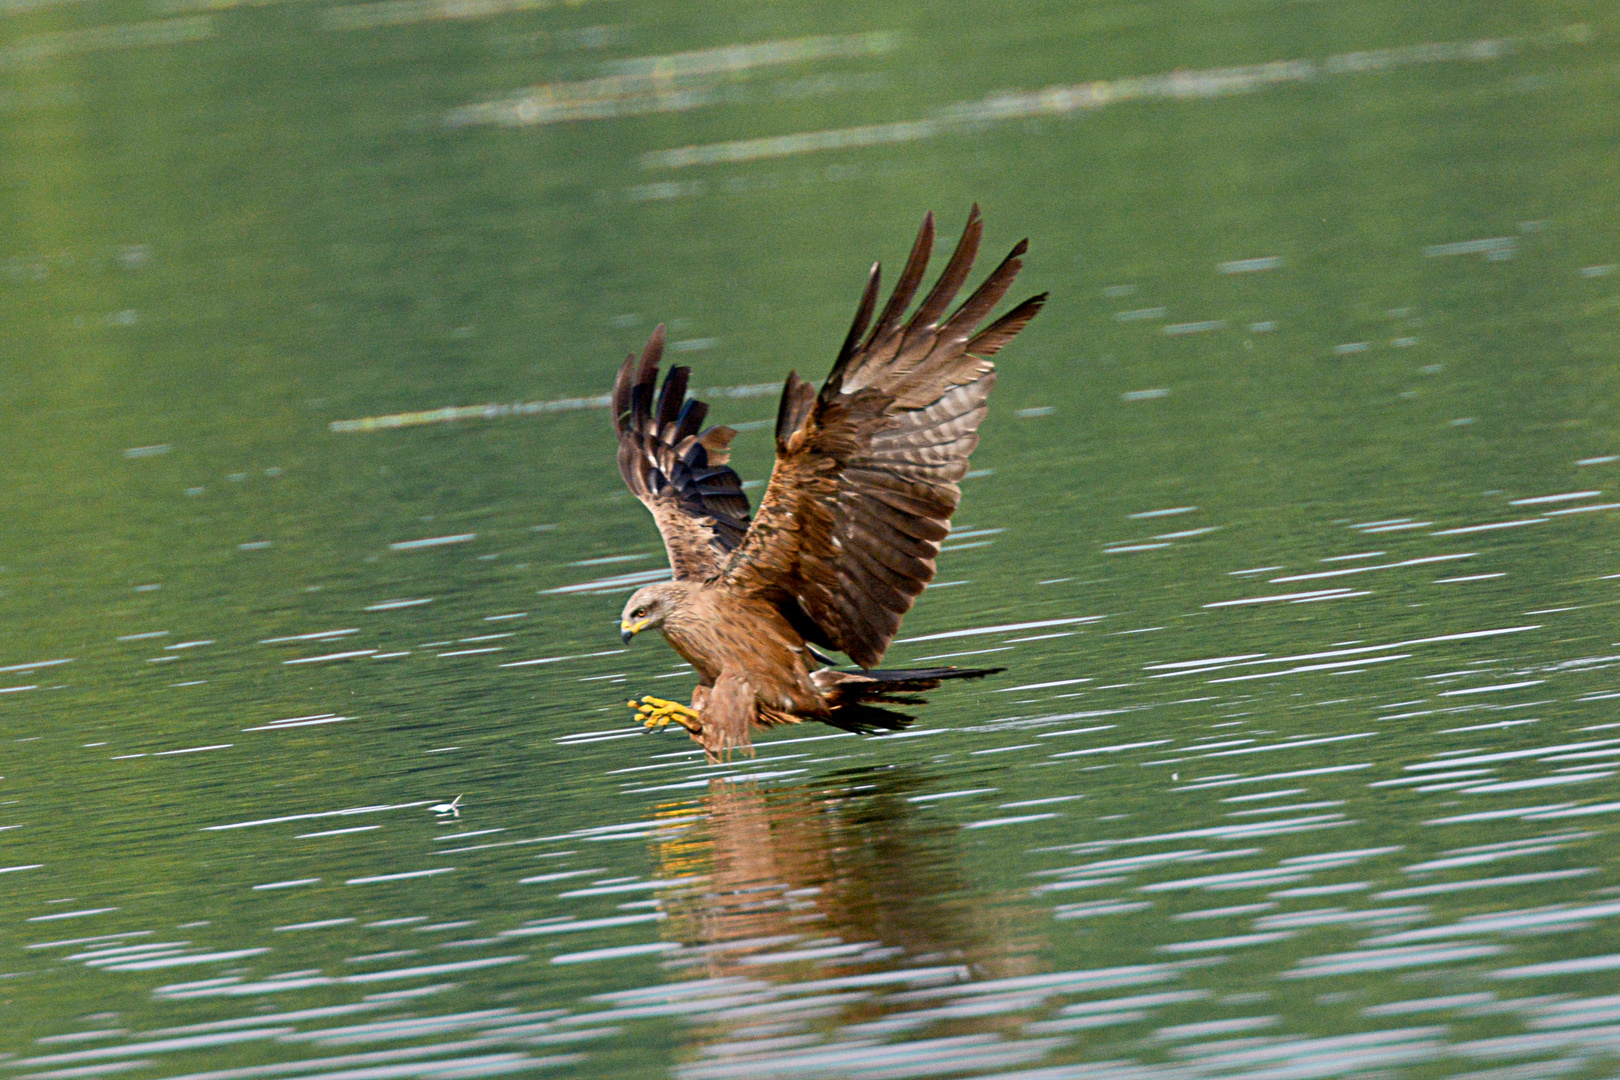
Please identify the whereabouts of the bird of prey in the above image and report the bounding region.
[613,206,1044,759]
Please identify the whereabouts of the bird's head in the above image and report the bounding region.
[620,582,682,644]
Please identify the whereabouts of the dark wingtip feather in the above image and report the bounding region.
[641,323,666,365]
[656,365,690,435]
[900,207,984,344]
[935,237,1032,349]
[673,397,709,443]
[964,292,1046,357]
[863,211,936,352]
[623,325,666,433]
[611,351,639,434]
[637,325,665,392]
[827,261,882,394]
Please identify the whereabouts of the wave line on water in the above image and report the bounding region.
[347,867,458,884]
[1268,552,1475,583]
[243,715,347,732]
[330,384,778,433]
[1405,738,1620,772]
[1206,655,1410,684]
[389,534,476,551]
[0,657,74,673]
[284,650,377,665]
[1148,623,1541,678]
[1430,518,1548,536]
[202,802,431,831]
[1510,490,1603,505]
[0,15,213,70]
[1172,765,1375,791]
[894,616,1105,644]
[445,32,900,126]
[635,30,1584,169]
[1204,587,1364,607]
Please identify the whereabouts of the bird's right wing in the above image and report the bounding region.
[720,207,1045,667]
[613,326,753,581]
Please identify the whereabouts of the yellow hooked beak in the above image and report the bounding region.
[620,619,649,644]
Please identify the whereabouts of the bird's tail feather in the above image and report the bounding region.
[820,702,917,734]
[841,665,1004,693]
[813,665,1003,733]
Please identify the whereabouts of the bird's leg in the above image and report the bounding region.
[628,695,702,734]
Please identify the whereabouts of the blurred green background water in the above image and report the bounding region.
[5,2,1620,1077]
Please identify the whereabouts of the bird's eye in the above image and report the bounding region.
[633,607,646,618]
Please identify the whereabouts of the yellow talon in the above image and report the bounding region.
[627,695,702,734]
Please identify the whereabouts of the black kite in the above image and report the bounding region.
[613,207,1044,759]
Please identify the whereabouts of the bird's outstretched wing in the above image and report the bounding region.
[613,326,753,581]
[721,206,1045,667]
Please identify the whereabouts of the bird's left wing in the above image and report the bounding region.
[719,207,1044,667]
[613,326,752,581]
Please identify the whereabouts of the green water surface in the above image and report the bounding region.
[4,2,1620,1078]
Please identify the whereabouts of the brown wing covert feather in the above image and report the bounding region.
[723,207,1047,667]
[613,325,753,581]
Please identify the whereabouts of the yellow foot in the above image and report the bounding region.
[627,696,702,734]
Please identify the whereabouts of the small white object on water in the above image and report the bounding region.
[432,795,463,818]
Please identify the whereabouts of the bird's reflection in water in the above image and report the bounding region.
[647,770,1044,1049]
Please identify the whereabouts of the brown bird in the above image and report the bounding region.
[614,206,1045,759]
